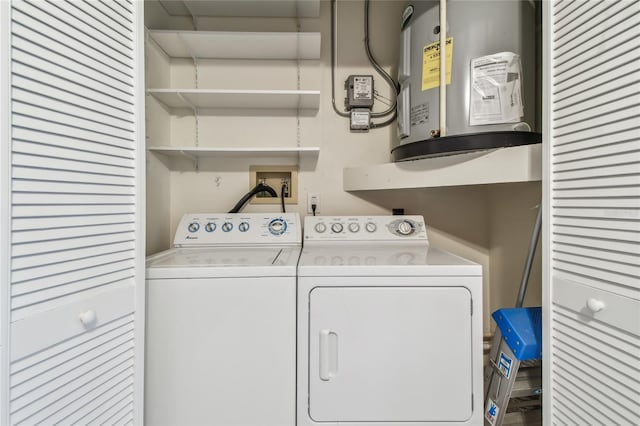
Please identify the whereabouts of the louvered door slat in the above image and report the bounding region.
[51,0,133,49]
[19,0,133,62]
[554,243,639,268]
[12,242,134,275]
[11,315,134,373]
[12,75,134,124]
[12,87,133,133]
[7,0,143,423]
[12,214,134,231]
[12,261,134,301]
[553,0,589,25]
[11,346,134,412]
[11,39,133,106]
[13,223,135,244]
[555,17,637,78]
[553,139,639,163]
[83,395,133,425]
[554,186,640,198]
[12,1,133,75]
[12,251,134,295]
[13,141,135,169]
[555,224,639,244]
[554,54,639,102]
[546,1,640,423]
[553,216,640,232]
[13,204,136,219]
[13,154,133,178]
[56,381,133,425]
[12,104,134,142]
[12,230,134,257]
[13,116,134,150]
[84,1,132,36]
[13,167,134,187]
[12,127,134,160]
[13,180,135,197]
[554,93,640,131]
[10,19,132,96]
[554,1,638,59]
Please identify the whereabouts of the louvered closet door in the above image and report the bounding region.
[544,1,640,424]
[7,0,144,424]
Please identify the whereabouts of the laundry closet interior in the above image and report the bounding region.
[144,0,542,328]
[3,0,638,425]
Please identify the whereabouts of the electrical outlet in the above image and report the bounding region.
[307,192,320,214]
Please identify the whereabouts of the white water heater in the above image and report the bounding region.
[393,0,540,161]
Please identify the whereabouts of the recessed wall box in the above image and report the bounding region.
[250,165,298,205]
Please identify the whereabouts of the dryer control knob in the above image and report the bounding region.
[365,222,377,233]
[397,220,415,236]
[238,222,250,232]
[188,222,200,233]
[268,218,287,235]
[348,223,360,233]
[204,222,216,232]
[221,222,233,232]
[331,223,343,233]
[314,223,327,233]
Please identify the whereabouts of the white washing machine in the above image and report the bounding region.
[297,216,483,426]
[145,213,300,426]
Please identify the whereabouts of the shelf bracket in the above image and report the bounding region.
[180,150,199,171]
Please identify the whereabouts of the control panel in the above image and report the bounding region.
[174,213,301,247]
[304,216,428,242]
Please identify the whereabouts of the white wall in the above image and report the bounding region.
[144,0,542,333]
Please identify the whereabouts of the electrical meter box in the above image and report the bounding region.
[345,75,374,110]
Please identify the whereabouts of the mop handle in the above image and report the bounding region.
[516,203,542,308]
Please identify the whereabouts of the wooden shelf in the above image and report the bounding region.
[158,0,320,18]
[148,146,320,159]
[149,30,321,60]
[343,144,542,191]
[147,89,320,111]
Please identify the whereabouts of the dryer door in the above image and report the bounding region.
[308,286,473,422]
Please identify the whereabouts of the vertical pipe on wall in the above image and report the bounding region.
[439,0,447,136]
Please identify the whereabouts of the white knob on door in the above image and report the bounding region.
[586,298,605,313]
[78,310,97,326]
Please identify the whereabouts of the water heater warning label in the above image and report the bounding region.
[470,52,524,125]
[410,102,429,126]
[422,37,453,91]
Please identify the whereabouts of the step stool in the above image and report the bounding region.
[484,307,542,426]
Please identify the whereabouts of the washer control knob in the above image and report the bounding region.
[365,222,377,233]
[188,222,200,233]
[331,223,343,233]
[221,222,233,232]
[268,218,287,235]
[204,222,216,232]
[397,220,415,236]
[348,223,360,233]
[238,222,250,232]
[314,223,327,233]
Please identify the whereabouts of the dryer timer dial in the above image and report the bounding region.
[396,220,416,236]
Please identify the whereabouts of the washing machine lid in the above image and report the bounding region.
[297,245,481,277]
[146,246,300,279]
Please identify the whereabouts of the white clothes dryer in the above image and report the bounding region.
[297,216,483,426]
[145,213,300,426]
